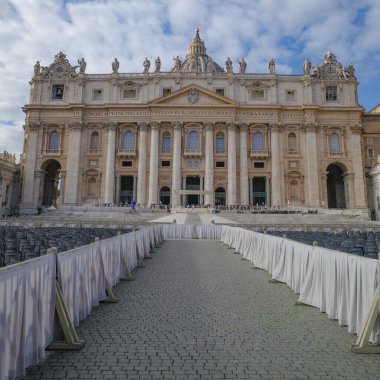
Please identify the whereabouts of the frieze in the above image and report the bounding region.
[237,111,277,118]
[151,109,235,117]
[280,112,304,119]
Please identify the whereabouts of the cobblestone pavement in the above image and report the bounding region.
[21,240,380,380]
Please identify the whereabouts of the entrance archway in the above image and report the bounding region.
[215,187,226,206]
[160,186,171,205]
[327,164,346,209]
[42,160,61,206]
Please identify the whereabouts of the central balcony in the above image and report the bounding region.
[184,148,203,157]
[250,149,269,158]
[117,149,136,158]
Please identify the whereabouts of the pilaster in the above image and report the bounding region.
[227,122,237,205]
[172,122,182,206]
[148,122,160,205]
[137,122,148,205]
[104,122,117,204]
[204,122,214,206]
[239,123,249,205]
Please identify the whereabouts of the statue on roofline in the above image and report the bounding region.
[238,57,246,74]
[112,58,119,74]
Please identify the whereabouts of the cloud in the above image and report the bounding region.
[1,0,380,156]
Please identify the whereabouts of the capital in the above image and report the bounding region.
[105,122,117,131]
[138,122,148,131]
[27,122,41,132]
[270,123,283,132]
[238,122,248,132]
[172,121,183,130]
[68,122,84,130]
[227,122,237,131]
[350,124,362,134]
[150,121,160,130]
[304,122,318,132]
[204,122,214,131]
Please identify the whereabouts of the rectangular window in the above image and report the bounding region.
[251,90,264,100]
[215,88,225,96]
[285,90,295,102]
[216,161,225,168]
[92,89,103,100]
[52,84,64,100]
[368,149,374,158]
[163,88,172,96]
[326,86,337,101]
[122,89,137,99]
[161,160,171,167]
[254,162,265,169]
[122,161,133,167]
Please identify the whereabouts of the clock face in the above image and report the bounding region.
[51,63,67,77]
[324,63,337,77]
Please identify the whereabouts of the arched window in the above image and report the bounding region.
[187,131,199,150]
[253,132,264,151]
[215,132,225,152]
[329,133,341,154]
[162,132,171,152]
[87,177,97,197]
[48,131,59,150]
[90,131,100,150]
[288,133,297,153]
[123,131,135,150]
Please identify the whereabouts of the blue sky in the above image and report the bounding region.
[1,0,380,156]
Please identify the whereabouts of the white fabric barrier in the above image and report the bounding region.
[0,255,56,380]
[222,226,380,343]
[161,224,221,240]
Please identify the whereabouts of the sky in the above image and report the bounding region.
[1,0,380,157]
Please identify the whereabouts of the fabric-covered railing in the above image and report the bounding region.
[221,226,380,344]
[2,224,379,380]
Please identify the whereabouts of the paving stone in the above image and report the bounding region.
[20,240,380,380]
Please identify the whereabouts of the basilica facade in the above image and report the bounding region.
[20,29,374,214]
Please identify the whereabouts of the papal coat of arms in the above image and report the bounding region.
[187,88,199,104]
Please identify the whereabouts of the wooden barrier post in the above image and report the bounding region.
[351,251,380,353]
[48,248,85,350]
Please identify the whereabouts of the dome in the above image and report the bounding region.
[171,28,225,74]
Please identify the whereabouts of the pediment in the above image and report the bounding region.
[149,84,237,106]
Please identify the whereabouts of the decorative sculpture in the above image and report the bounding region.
[303,58,311,76]
[143,57,150,74]
[225,57,233,73]
[33,61,41,76]
[78,58,86,74]
[112,58,119,74]
[155,56,161,72]
[239,57,246,74]
[268,58,275,74]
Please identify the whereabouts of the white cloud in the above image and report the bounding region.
[1,0,379,156]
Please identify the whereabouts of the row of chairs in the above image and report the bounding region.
[262,230,380,258]
[0,226,131,268]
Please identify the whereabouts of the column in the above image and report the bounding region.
[133,174,137,201]
[265,176,270,206]
[137,123,148,205]
[239,123,249,205]
[148,122,159,205]
[33,170,45,207]
[171,122,182,206]
[104,123,116,204]
[227,122,237,205]
[204,122,214,206]
[182,176,186,206]
[270,123,281,206]
[350,125,366,208]
[58,170,66,205]
[20,123,40,213]
[249,176,253,205]
[64,122,83,204]
[200,175,204,205]
[116,175,121,204]
[305,123,320,207]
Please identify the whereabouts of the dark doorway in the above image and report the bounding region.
[186,176,200,206]
[120,176,134,205]
[327,164,346,208]
[42,160,61,206]
[160,186,171,205]
[252,177,266,206]
[215,187,226,206]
